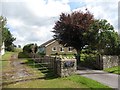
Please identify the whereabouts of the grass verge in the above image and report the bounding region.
[3,74,111,89]
[104,66,120,75]
[1,52,16,71]
[66,75,111,89]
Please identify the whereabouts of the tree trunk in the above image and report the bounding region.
[76,49,81,66]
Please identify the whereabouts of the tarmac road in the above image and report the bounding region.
[76,69,119,89]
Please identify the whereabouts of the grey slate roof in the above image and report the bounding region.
[40,39,56,47]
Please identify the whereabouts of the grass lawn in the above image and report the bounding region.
[2,52,16,60]
[3,77,87,88]
[14,48,23,53]
[1,52,16,71]
[104,66,120,75]
[3,74,110,89]
[1,51,17,87]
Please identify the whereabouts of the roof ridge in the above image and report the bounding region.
[40,39,56,47]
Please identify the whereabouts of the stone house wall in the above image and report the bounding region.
[40,40,76,56]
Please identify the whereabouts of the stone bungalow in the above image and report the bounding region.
[38,39,76,56]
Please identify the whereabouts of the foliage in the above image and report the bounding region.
[104,66,120,75]
[53,10,120,57]
[18,45,21,48]
[18,52,30,58]
[88,19,120,55]
[53,9,94,51]
[80,53,98,69]
[53,9,94,64]
[23,43,38,53]
[37,52,45,57]
[113,34,120,55]
[34,43,38,53]
[0,16,16,51]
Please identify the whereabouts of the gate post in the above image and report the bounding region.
[55,58,76,77]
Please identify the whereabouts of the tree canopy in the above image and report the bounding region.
[0,16,16,51]
[53,10,94,64]
[88,19,120,55]
[53,10,94,53]
[23,43,38,53]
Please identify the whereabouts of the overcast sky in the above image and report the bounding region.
[1,0,119,47]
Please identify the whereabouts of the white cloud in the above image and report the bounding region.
[73,0,118,32]
[2,0,71,47]
[8,19,24,27]
[25,0,70,17]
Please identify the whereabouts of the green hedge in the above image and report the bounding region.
[18,52,30,58]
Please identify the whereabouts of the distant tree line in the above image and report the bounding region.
[23,43,38,53]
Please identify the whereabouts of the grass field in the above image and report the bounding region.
[104,66,120,75]
[2,52,16,60]
[2,51,111,89]
[1,52,16,71]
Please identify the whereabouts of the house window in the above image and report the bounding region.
[68,47,73,52]
[52,46,57,51]
[60,47,64,52]
[39,47,45,53]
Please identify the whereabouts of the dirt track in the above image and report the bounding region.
[2,54,32,84]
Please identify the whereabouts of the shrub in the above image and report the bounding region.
[37,52,45,57]
[18,52,29,58]
[23,43,38,53]
[80,53,97,69]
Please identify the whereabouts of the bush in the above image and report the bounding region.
[6,45,15,52]
[80,53,97,69]
[18,52,29,58]
[23,43,38,53]
[37,52,45,57]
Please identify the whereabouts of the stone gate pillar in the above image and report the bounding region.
[55,58,76,77]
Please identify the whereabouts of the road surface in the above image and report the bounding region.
[76,69,119,89]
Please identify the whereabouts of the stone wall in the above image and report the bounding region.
[55,58,76,77]
[28,53,77,77]
[95,55,119,69]
[102,55,119,69]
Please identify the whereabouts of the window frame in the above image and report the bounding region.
[52,46,57,51]
[68,47,73,52]
[59,46,64,52]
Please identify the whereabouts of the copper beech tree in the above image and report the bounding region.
[53,10,94,65]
